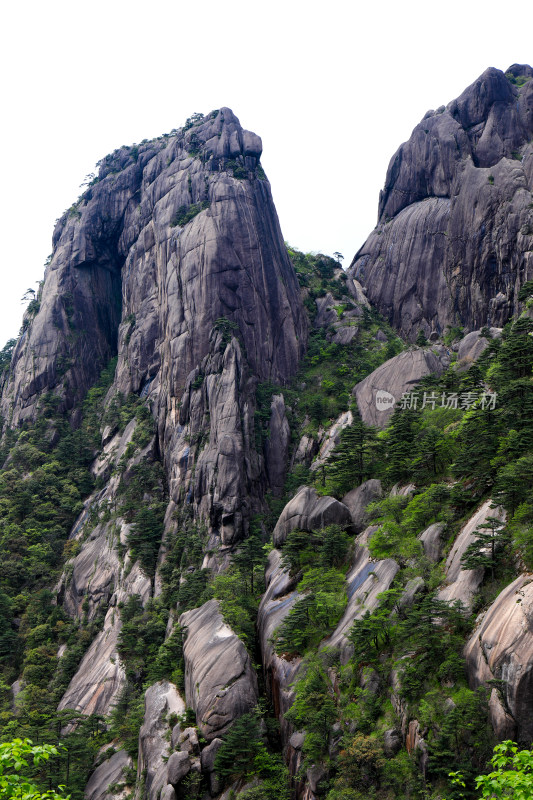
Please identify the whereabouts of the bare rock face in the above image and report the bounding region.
[85,750,132,800]
[135,681,186,800]
[326,526,399,662]
[353,347,449,427]
[310,410,353,471]
[272,486,352,547]
[438,500,505,612]
[419,522,445,563]
[179,599,258,741]
[1,109,306,545]
[342,479,383,532]
[456,327,502,369]
[257,550,302,741]
[464,574,533,740]
[350,65,533,340]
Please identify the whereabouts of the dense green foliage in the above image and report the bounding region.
[0,739,69,800]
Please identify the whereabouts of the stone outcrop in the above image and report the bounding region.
[1,109,307,546]
[350,65,533,340]
[257,550,302,739]
[272,486,352,547]
[135,681,186,800]
[353,347,449,427]
[342,479,383,531]
[456,327,502,369]
[179,599,258,740]
[419,522,445,563]
[85,750,132,800]
[326,526,399,662]
[438,499,505,611]
[464,574,533,740]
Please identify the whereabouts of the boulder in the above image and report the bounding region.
[419,522,445,563]
[272,486,352,547]
[342,479,383,531]
[179,599,258,740]
[200,738,223,796]
[166,751,191,786]
[456,328,502,368]
[353,348,449,427]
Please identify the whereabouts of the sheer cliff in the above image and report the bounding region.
[350,64,533,340]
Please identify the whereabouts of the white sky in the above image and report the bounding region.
[0,0,531,347]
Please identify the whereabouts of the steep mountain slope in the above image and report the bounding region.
[350,64,533,340]
[1,73,533,800]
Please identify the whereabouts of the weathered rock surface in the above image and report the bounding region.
[326,526,399,662]
[342,479,383,531]
[465,574,533,740]
[179,599,258,740]
[272,486,352,547]
[310,410,353,470]
[438,499,505,611]
[200,738,223,796]
[456,327,502,369]
[1,109,307,546]
[353,347,449,427]
[265,394,291,496]
[419,522,445,563]
[85,749,132,800]
[350,65,533,340]
[135,681,185,800]
[257,549,303,755]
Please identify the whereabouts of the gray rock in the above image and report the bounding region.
[350,66,533,340]
[166,751,191,786]
[160,786,176,800]
[289,731,305,751]
[438,500,505,611]
[310,410,353,470]
[135,681,185,800]
[265,394,291,496]
[200,738,223,796]
[177,727,199,755]
[464,573,533,740]
[399,577,425,609]
[353,348,448,427]
[456,328,502,368]
[272,486,352,547]
[85,750,132,800]
[383,729,402,758]
[326,526,399,662]
[342,479,383,532]
[179,599,258,740]
[419,522,445,563]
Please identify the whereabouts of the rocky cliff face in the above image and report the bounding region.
[2,108,306,544]
[350,64,533,339]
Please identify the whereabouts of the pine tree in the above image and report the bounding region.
[460,517,508,580]
[324,414,377,496]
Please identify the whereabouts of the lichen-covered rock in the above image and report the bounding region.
[438,500,505,611]
[135,681,185,800]
[179,599,258,740]
[350,65,533,340]
[85,750,132,800]
[464,574,533,740]
[342,479,383,531]
[353,348,449,427]
[272,486,352,547]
